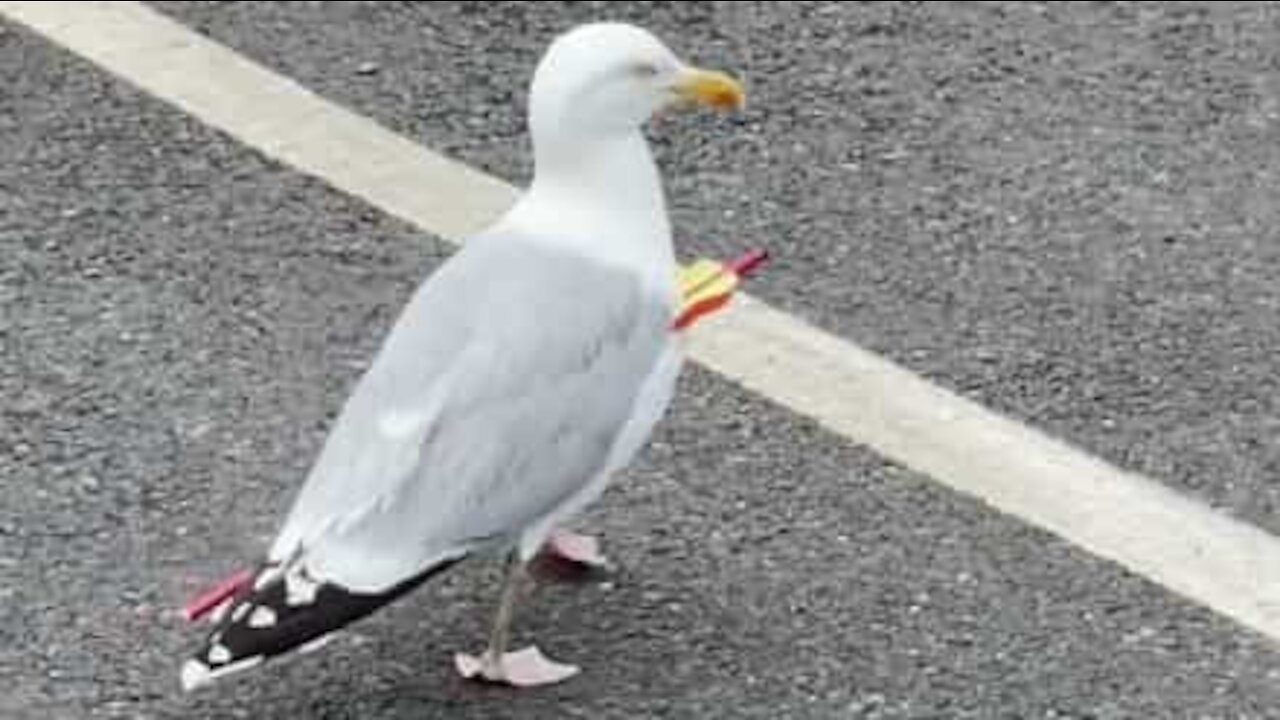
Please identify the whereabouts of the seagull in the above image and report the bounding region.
[180,21,744,691]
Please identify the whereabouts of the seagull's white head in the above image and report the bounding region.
[527,23,744,148]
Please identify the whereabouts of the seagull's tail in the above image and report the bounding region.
[180,558,459,692]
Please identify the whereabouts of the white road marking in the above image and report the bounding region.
[5,0,1279,644]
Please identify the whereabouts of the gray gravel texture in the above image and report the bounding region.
[148,0,1280,537]
[5,4,1280,719]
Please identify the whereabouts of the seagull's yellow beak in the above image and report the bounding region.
[671,67,745,111]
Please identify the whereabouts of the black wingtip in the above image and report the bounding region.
[180,558,460,691]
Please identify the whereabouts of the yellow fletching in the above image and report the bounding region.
[677,259,740,314]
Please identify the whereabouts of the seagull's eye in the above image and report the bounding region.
[629,61,661,79]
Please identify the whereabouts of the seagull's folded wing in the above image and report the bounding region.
[269,231,675,592]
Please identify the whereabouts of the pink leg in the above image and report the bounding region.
[541,528,609,570]
[455,553,580,688]
[455,646,579,687]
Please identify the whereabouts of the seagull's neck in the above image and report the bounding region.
[513,132,676,292]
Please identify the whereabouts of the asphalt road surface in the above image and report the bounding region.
[4,2,1280,718]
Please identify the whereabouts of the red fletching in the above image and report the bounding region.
[727,248,768,277]
[183,568,253,622]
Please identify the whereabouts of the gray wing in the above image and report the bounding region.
[267,231,675,592]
